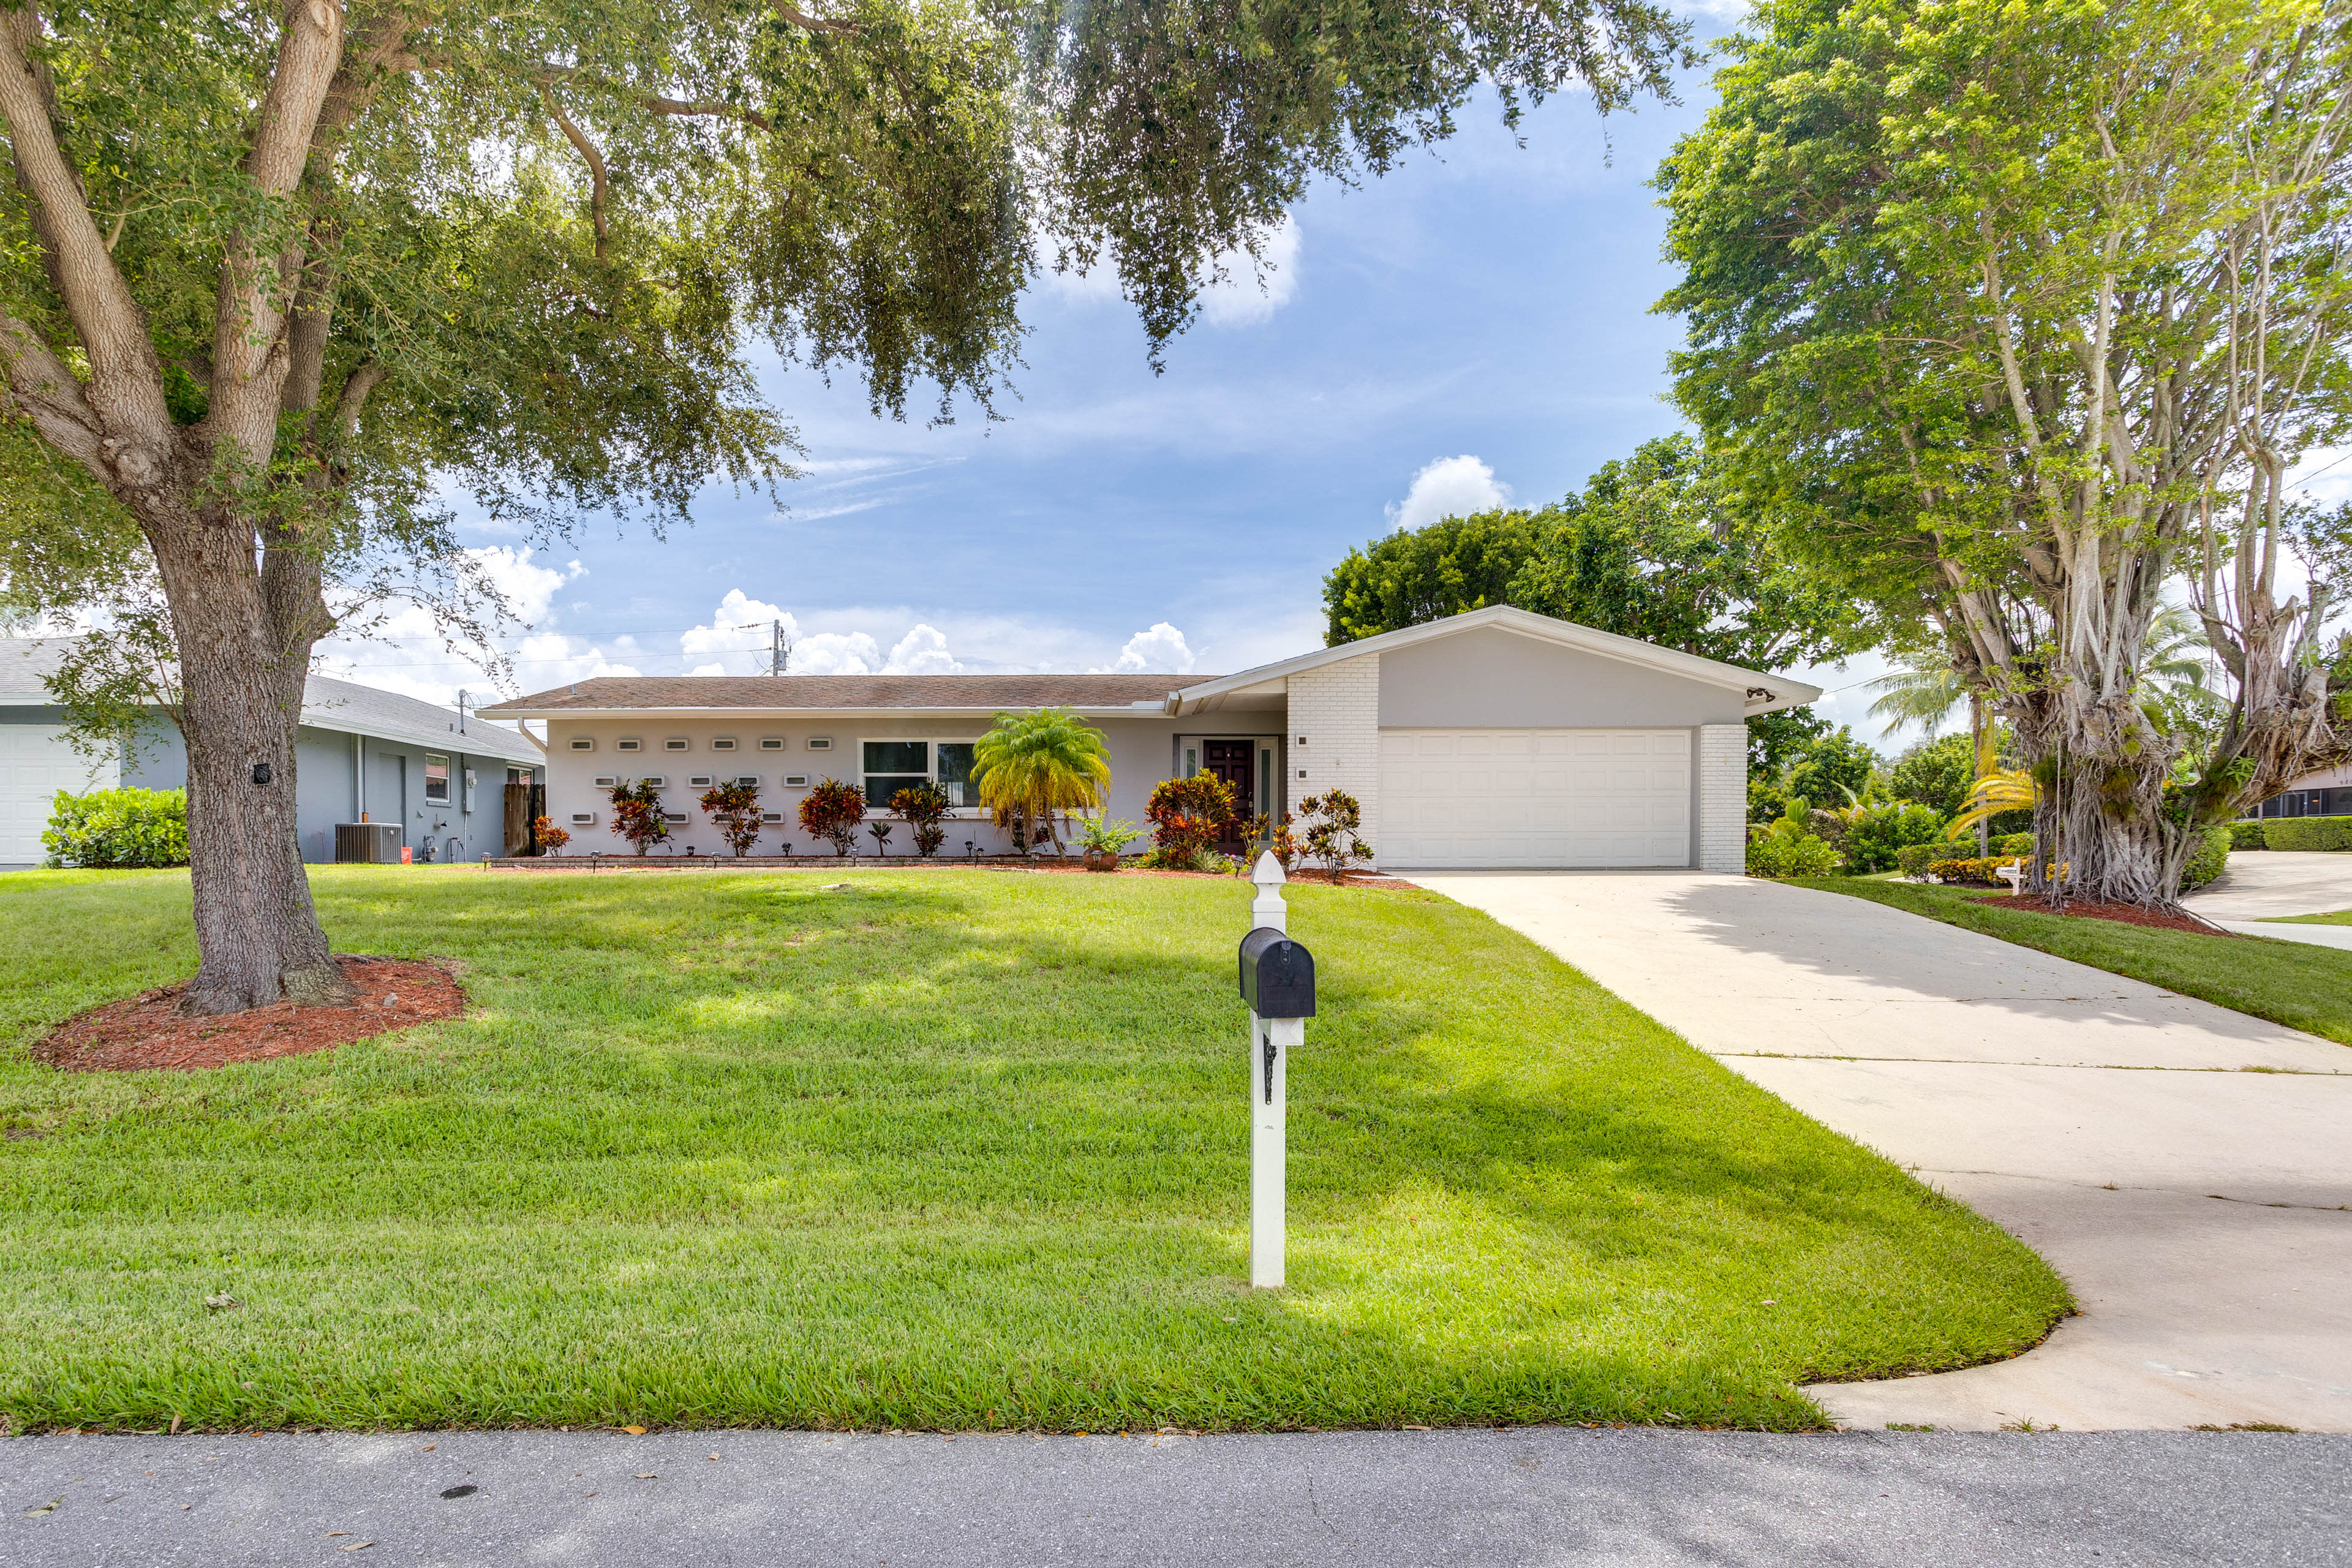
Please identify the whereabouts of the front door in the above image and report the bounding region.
[1204,739,1256,849]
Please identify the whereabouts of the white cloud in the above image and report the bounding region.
[1199,216,1301,329]
[1099,622,1197,674]
[886,624,965,675]
[1386,454,1514,532]
[467,546,583,623]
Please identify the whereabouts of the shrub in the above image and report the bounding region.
[1842,802,1947,873]
[1993,832,2036,855]
[1295,790,1374,881]
[42,786,188,868]
[1143,772,1235,870]
[1747,777,1789,824]
[1894,842,1941,878]
[2179,823,2231,892]
[2230,820,2268,850]
[533,815,570,854]
[1077,816,1141,855]
[2262,814,2352,852]
[699,780,765,858]
[1747,832,1842,878]
[1785,728,1877,810]
[799,777,867,857]
[1924,854,2027,887]
[607,780,671,855]
[889,783,953,858]
[1885,733,1976,818]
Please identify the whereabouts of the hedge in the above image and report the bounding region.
[2261,815,2352,853]
[2230,820,2268,850]
[2180,824,2231,892]
[42,786,189,868]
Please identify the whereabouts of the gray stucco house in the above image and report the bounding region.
[1,638,545,870]
[480,606,1820,870]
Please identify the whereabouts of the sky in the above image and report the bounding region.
[315,43,2352,757]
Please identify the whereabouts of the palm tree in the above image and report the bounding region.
[1869,643,1994,851]
[971,707,1113,856]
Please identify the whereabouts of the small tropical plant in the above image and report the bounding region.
[608,779,671,856]
[1078,816,1142,854]
[1295,790,1373,881]
[867,820,895,858]
[533,815,570,855]
[889,783,953,858]
[1745,797,1841,878]
[1142,772,1235,870]
[42,786,189,868]
[699,780,766,858]
[1841,802,1947,873]
[799,777,867,857]
[972,707,1113,855]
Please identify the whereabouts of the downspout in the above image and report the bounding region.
[355,733,366,821]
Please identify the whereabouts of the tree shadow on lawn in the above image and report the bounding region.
[0,869,2068,1432]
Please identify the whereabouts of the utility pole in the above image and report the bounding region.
[769,619,793,676]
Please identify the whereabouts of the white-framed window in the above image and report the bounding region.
[665,738,689,752]
[735,775,760,788]
[662,810,689,824]
[424,753,451,805]
[568,737,595,752]
[689,774,715,788]
[711,737,737,752]
[759,737,785,752]
[641,774,666,788]
[571,811,597,826]
[617,737,643,753]
[760,810,785,823]
[783,773,810,788]
[594,775,619,788]
[861,739,981,812]
[806,736,833,751]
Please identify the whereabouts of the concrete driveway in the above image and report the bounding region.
[1406,872,2352,1434]
[2185,850,2352,949]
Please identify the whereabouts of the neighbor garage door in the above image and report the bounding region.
[0,723,116,864]
[1378,728,1691,868]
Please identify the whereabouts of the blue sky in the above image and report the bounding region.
[323,56,1924,741]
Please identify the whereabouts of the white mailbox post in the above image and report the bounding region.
[1238,850,1313,1290]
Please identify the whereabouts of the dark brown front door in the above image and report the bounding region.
[1204,739,1256,849]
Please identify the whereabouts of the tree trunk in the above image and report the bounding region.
[146,507,352,1014]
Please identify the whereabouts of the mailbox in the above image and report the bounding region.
[1238,927,1316,1019]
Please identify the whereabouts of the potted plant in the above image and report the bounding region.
[1078,816,1140,872]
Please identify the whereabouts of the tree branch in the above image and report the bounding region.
[538,85,611,260]
[331,361,383,439]
[0,309,105,470]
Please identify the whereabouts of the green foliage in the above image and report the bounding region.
[1841,802,1947,873]
[1924,856,2024,888]
[1894,842,1941,878]
[1078,816,1142,855]
[1322,510,1544,644]
[1886,734,1977,818]
[1785,729,1877,809]
[606,780,671,856]
[698,781,766,858]
[888,784,954,859]
[1747,831,1842,878]
[799,778,868,857]
[1748,707,1830,780]
[2179,824,2231,892]
[0,867,2067,1430]
[1142,772,1236,870]
[1747,776,1789,824]
[973,708,1112,854]
[1294,790,1374,880]
[2230,820,2269,850]
[2262,816,2352,853]
[40,788,188,869]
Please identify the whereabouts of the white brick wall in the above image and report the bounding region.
[1288,655,1382,867]
[1697,722,1747,873]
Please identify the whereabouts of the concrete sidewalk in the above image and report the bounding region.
[1408,872,2352,1434]
[4,1428,2343,1567]
[2185,850,2352,921]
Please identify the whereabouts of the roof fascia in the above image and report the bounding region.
[478,703,1183,721]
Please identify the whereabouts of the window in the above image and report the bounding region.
[864,740,929,810]
[690,775,715,788]
[568,737,594,752]
[783,774,810,788]
[760,811,785,823]
[806,736,832,750]
[424,754,451,805]
[640,775,666,788]
[662,811,690,824]
[760,737,785,751]
[570,812,596,826]
[594,775,618,788]
[617,737,643,753]
[665,738,690,752]
[711,737,737,752]
[935,742,977,807]
[736,775,760,788]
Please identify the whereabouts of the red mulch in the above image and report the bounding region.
[33,955,465,1074]
[1974,894,2231,936]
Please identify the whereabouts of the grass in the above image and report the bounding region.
[0,864,2067,1434]
[2267,908,2352,925]
[1796,877,2352,1047]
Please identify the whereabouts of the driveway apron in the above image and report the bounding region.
[1405,871,2352,1434]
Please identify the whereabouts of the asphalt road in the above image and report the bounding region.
[4,1428,2346,1567]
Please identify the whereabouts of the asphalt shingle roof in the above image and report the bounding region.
[479,673,1207,714]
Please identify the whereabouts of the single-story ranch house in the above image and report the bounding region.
[481,607,1820,870]
[1,637,545,870]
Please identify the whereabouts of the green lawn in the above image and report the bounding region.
[1798,877,2352,1047]
[0,865,2066,1434]
[2269,908,2352,925]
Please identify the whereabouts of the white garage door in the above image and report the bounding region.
[0,723,117,864]
[1379,728,1691,869]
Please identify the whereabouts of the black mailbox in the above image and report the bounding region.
[1238,927,1316,1018]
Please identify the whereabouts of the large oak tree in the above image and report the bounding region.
[0,0,1691,1012]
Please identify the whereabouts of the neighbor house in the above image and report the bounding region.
[2249,764,2352,821]
[479,606,1820,870]
[0,638,545,870]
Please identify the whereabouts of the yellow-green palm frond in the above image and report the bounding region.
[1945,765,2037,842]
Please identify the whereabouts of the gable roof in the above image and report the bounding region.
[478,673,1199,717]
[0,638,542,767]
[1165,605,1823,716]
